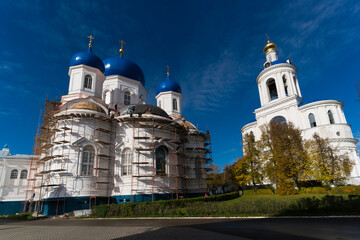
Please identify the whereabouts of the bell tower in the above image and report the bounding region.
[257,40,303,107]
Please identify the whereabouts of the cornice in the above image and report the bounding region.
[328,138,359,144]
[256,63,297,83]
[298,100,344,111]
[254,95,301,114]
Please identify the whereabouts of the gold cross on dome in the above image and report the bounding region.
[166,65,170,76]
[119,40,125,57]
[88,35,94,47]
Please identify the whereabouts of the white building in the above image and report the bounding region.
[0,39,210,216]
[241,40,360,185]
[0,145,32,215]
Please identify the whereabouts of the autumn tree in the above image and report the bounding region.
[232,156,252,187]
[306,133,354,186]
[233,133,263,187]
[222,164,237,186]
[206,163,224,188]
[260,121,309,195]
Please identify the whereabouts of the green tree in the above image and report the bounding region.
[306,133,354,186]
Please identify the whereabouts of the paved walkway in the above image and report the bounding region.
[1,217,359,240]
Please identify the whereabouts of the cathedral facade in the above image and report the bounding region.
[9,39,211,216]
[241,41,360,185]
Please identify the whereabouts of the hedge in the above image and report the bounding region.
[94,191,240,217]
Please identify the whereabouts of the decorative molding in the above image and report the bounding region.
[256,63,297,83]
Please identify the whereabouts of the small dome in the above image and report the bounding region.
[156,76,182,95]
[69,47,105,73]
[263,40,277,53]
[71,102,106,113]
[128,104,171,119]
[103,57,145,85]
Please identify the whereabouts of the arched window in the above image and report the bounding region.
[328,110,335,124]
[156,146,167,175]
[84,75,92,89]
[249,131,254,136]
[81,146,95,176]
[308,113,317,128]
[124,91,131,105]
[271,116,286,124]
[20,170,28,179]
[173,99,178,111]
[293,75,298,95]
[122,149,132,176]
[104,91,111,104]
[267,79,278,100]
[10,169,18,179]
[283,75,288,96]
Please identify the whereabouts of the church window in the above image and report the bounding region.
[10,169,18,179]
[283,75,288,96]
[250,131,254,136]
[20,170,28,179]
[104,91,111,104]
[124,91,131,105]
[173,99,178,111]
[155,146,167,175]
[84,75,92,90]
[308,113,317,128]
[81,146,95,176]
[267,79,278,100]
[158,100,161,108]
[271,116,287,124]
[122,149,132,176]
[328,110,335,124]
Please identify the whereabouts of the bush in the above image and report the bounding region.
[94,192,239,217]
[0,213,35,220]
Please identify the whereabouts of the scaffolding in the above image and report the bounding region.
[23,100,61,214]
[89,116,114,209]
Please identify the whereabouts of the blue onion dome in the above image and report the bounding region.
[156,75,182,95]
[103,57,145,85]
[69,46,105,73]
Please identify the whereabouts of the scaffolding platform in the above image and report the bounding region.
[95,127,111,133]
[133,136,150,139]
[95,140,110,145]
[134,147,154,151]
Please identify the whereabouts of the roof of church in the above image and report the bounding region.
[103,57,145,85]
[156,76,181,95]
[69,47,105,73]
[130,104,171,119]
[70,101,106,113]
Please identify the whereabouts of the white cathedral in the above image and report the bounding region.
[0,38,210,216]
[241,40,360,185]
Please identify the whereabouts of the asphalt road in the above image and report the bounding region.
[0,217,359,240]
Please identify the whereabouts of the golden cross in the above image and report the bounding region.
[88,35,94,47]
[166,65,170,76]
[265,33,271,42]
[119,40,125,56]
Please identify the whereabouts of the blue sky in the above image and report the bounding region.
[0,0,359,168]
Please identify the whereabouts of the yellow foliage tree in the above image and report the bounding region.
[306,133,354,186]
